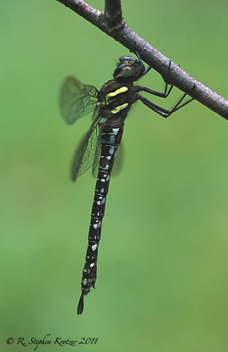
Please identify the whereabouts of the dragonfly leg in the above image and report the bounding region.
[136,83,173,98]
[136,60,174,97]
[133,45,175,98]
[138,85,195,118]
[134,49,152,76]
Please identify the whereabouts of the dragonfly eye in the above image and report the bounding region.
[113,63,136,78]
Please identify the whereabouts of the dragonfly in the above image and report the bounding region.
[59,51,194,315]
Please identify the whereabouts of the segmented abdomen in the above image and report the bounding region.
[77,121,124,314]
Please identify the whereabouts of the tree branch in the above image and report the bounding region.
[104,0,123,29]
[56,0,228,120]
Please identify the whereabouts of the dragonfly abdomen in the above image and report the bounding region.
[77,122,124,314]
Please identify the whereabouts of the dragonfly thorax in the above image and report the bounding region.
[98,80,137,117]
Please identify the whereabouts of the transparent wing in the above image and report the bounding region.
[112,142,124,176]
[71,106,102,181]
[59,76,98,125]
[92,142,102,178]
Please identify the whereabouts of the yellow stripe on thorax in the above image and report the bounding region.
[106,86,128,99]
[111,103,128,114]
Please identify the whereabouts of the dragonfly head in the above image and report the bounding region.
[113,56,145,80]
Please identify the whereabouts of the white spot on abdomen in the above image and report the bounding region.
[92,244,97,251]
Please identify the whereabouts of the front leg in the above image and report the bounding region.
[134,49,152,76]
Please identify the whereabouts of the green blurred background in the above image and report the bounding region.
[1,0,228,351]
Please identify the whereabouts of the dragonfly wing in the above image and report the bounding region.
[71,106,101,181]
[92,140,102,178]
[59,76,98,124]
[112,142,124,176]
